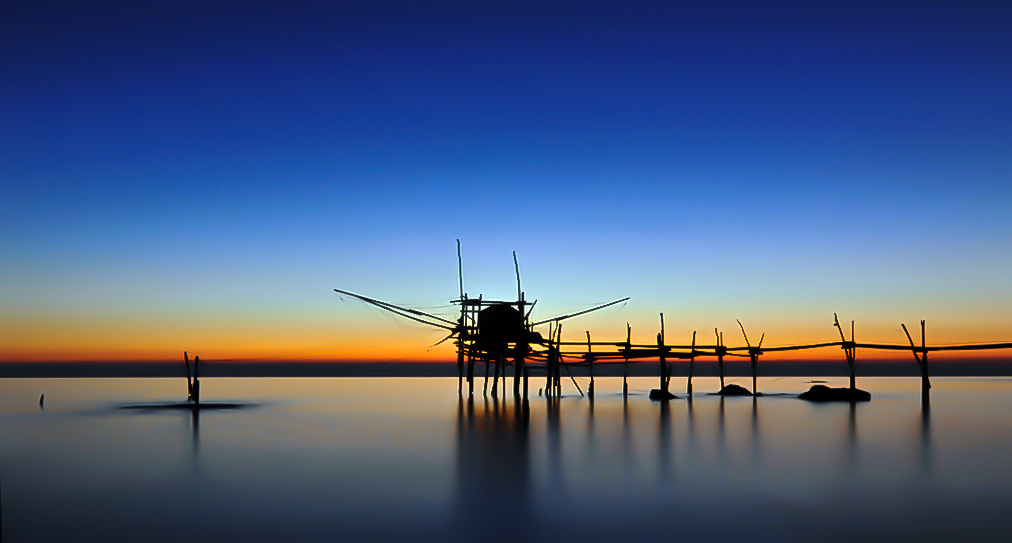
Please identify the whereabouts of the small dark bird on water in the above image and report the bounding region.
[39,394,45,409]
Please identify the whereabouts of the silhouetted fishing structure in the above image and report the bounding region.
[118,352,252,412]
[183,351,200,406]
[335,241,1012,403]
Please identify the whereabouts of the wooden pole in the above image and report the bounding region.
[513,254,524,396]
[850,320,856,390]
[183,351,193,402]
[555,324,564,396]
[751,352,757,396]
[586,331,595,400]
[715,329,725,390]
[493,354,502,397]
[658,313,667,394]
[921,320,930,394]
[467,347,475,396]
[902,321,931,399]
[456,337,465,395]
[193,355,200,405]
[623,322,630,397]
[687,330,696,396]
[483,356,490,396]
[546,323,555,398]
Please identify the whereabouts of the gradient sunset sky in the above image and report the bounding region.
[3,1,1011,362]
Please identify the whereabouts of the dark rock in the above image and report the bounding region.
[798,385,871,402]
[649,389,678,401]
[716,384,753,396]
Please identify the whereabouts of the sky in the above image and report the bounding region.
[2,1,1011,362]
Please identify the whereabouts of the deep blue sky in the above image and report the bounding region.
[3,1,1011,360]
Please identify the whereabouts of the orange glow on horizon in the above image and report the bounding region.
[4,309,1012,363]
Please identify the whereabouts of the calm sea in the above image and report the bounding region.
[1,376,1010,542]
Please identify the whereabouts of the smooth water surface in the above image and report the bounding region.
[2,377,1010,542]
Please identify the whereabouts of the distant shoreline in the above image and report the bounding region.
[3,360,1012,378]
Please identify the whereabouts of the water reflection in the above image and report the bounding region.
[0,377,1006,543]
[454,395,532,541]
[189,407,200,476]
[920,394,932,473]
[658,399,673,489]
[848,402,857,471]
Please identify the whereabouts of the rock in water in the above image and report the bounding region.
[798,384,871,402]
[716,384,753,396]
[649,389,678,401]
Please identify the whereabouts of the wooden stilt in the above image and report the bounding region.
[921,320,930,394]
[586,331,595,400]
[658,313,667,394]
[751,352,757,396]
[850,320,857,390]
[555,324,564,396]
[715,329,726,390]
[192,355,200,405]
[523,367,529,399]
[456,340,464,395]
[902,320,931,401]
[623,322,630,397]
[835,314,857,390]
[483,358,490,396]
[546,323,555,398]
[467,350,475,396]
[491,356,500,397]
[687,330,696,396]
